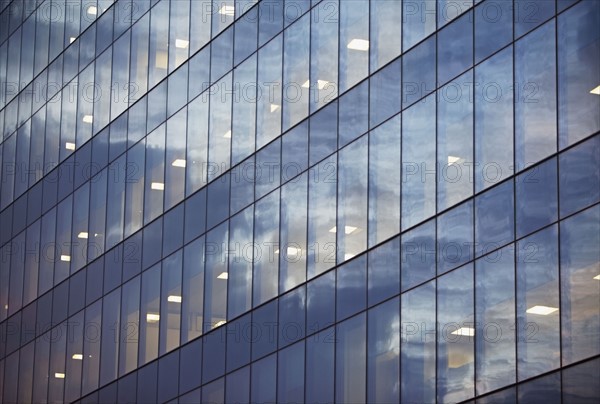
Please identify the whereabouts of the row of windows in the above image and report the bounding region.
[1,201,598,402]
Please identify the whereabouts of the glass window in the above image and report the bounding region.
[144,124,165,224]
[230,156,254,215]
[368,115,401,246]
[475,245,516,395]
[337,136,367,262]
[210,25,233,83]
[64,312,84,402]
[336,256,367,321]
[137,361,157,403]
[367,298,400,404]
[474,0,512,63]
[514,0,555,39]
[255,139,280,200]
[475,179,514,257]
[208,73,232,180]
[232,54,257,166]
[368,236,400,307]
[339,0,368,92]
[129,13,149,102]
[560,205,600,365]
[100,288,121,386]
[17,341,35,403]
[309,100,337,166]
[559,135,600,218]
[251,299,278,361]
[186,95,209,195]
[182,237,204,343]
[256,34,283,149]
[226,366,250,403]
[212,0,234,36]
[306,327,335,403]
[82,300,102,396]
[402,93,436,230]
[92,48,112,135]
[401,281,436,403]
[190,0,211,54]
[184,189,207,243]
[307,270,335,335]
[139,263,160,366]
[516,157,558,238]
[206,173,230,231]
[403,0,436,50]
[204,222,229,331]
[437,70,474,210]
[310,0,338,113]
[165,108,188,210]
[124,140,145,238]
[370,0,401,71]
[336,312,366,403]
[119,275,140,376]
[402,36,436,107]
[202,329,226,384]
[251,354,276,403]
[401,219,436,291]
[111,31,131,121]
[438,263,475,403]
[149,0,169,87]
[234,6,257,66]
[228,206,253,319]
[282,13,309,131]
[562,357,600,403]
[226,313,251,372]
[169,0,189,71]
[157,351,179,403]
[558,0,600,148]
[519,371,561,402]
[515,21,557,169]
[160,250,182,354]
[278,286,306,349]
[438,11,473,86]
[474,46,514,192]
[438,200,473,275]
[339,81,368,147]
[280,172,308,293]
[308,155,337,278]
[517,225,560,380]
[179,338,202,394]
[253,190,280,306]
[369,59,401,129]
[278,340,305,403]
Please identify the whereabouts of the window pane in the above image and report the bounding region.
[119,276,140,376]
[475,179,514,257]
[474,0,512,63]
[438,200,474,275]
[306,327,335,403]
[228,207,253,319]
[282,13,309,131]
[339,0,368,92]
[336,312,366,403]
[160,250,182,354]
[336,256,367,321]
[368,237,400,307]
[278,341,305,403]
[139,263,161,366]
[437,11,473,86]
[370,0,401,71]
[403,0,436,50]
[253,190,280,306]
[310,0,338,113]
[204,222,229,331]
[402,36,436,107]
[256,34,282,149]
[401,219,436,291]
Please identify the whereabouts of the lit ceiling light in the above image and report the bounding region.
[347,38,369,51]
[65,142,76,151]
[167,295,182,303]
[344,253,355,260]
[302,80,330,90]
[270,104,280,113]
[72,354,83,360]
[55,373,66,379]
[451,327,475,337]
[219,5,235,16]
[175,39,189,49]
[217,272,228,280]
[78,232,89,239]
[151,182,165,191]
[172,159,187,168]
[70,37,76,43]
[447,155,461,166]
[223,130,232,138]
[526,305,559,315]
[60,255,71,262]
[87,5,98,15]
[590,85,600,95]
[329,226,359,234]
[82,115,93,124]
[594,274,600,280]
[214,320,227,327]
[275,246,302,256]
[146,313,160,323]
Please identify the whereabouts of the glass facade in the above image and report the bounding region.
[0,0,599,402]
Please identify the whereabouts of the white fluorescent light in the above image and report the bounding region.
[167,295,182,303]
[526,305,559,315]
[82,115,93,124]
[72,354,83,360]
[70,37,76,44]
[447,155,461,166]
[151,182,165,191]
[590,85,600,95]
[223,130,232,139]
[214,320,227,327]
[219,5,235,16]
[217,272,228,280]
[302,80,330,90]
[87,5,97,15]
[78,232,89,239]
[594,274,600,280]
[65,142,76,150]
[175,39,189,49]
[60,255,71,262]
[347,38,369,51]
[172,159,186,168]
[275,247,302,255]
[451,327,475,337]
[55,372,66,379]
[344,253,355,260]
[329,226,358,234]
[270,104,280,113]
[146,313,160,323]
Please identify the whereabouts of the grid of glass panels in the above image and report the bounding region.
[1,0,599,402]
